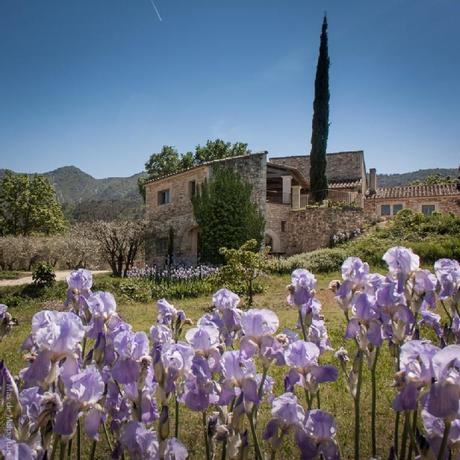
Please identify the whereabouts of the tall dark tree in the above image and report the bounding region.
[309,15,330,202]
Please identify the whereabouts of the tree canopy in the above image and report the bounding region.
[0,171,67,236]
[309,16,330,202]
[138,140,251,199]
[192,167,265,264]
[409,173,455,186]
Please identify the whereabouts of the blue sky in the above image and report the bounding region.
[1,0,459,178]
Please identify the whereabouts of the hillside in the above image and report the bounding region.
[377,168,457,187]
[0,166,146,222]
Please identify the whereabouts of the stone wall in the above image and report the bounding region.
[209,152,267,216]
[364,195,460,217]
[144,166,210,265]
[266,203,291,254]
[285,207,369,255]
[143,153,268,265]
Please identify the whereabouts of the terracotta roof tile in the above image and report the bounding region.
[373,183,460,199]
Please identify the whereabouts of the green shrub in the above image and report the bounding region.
[32,262,56,288]
[268,247,348,274]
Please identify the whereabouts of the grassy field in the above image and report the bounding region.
[0,273,400,459]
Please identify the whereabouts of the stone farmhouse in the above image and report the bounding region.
[144,151,460,265]
[144,150,370,264]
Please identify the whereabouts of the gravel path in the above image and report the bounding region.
[0,270,110,287]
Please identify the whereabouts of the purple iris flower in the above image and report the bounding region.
[434,258,460,300]
[160,342,195,395]
[0,361,19,409]
[185,325,221,372]
[393,340,439,411]
[425,345,460,419]
[345,293,383,348]
[421,406,460,458]
[240,309,279,360]
[164,437,188,459]
[307,319,333,354]
[218,351,259,408]
[150,324,173,346]
[295,410,340,460]
[86,291,117,338]
[0,437,35,460]
[212,288,241,310]
[263,392,305,451]
[183,356,218,412]
[341,257,369,284]
[65,268,93,310]
[112,331,150,384]
[410,269,438,311]
[288,269,317,307]
[120,421,160,459]
[55,365,105,439]
[21,311,85,387]
[383,246,420,276]
[0,304,16,340]
[157,299,187,326]
[284,341,338,393]
[66,268,93,292]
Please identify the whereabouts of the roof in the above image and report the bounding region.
[371,183,460,199]
[144,152,267,184]
[329,179,362,189]
[266,161,309,187]
[269,151,365,183]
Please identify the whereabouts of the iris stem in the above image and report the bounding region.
[67,438,72,460]
[203,411,211,460]
[298,309,308,341]
[400,412,410,460]
[59,439,67,460]
[304,388,312,410]
[437,419,451,460]
[354,351,363,460]
[371,347,380,457]
[316,389,321,409]
[103,421,114,451]
[248,412,263,460]
[89,440,97,460]
[77,420,81,460]
[394,347,401,458]
[252,366,268,424]
[50,435,60,460]
[175,397,180,439]
[408,409,419,458]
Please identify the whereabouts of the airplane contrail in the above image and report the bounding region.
[148,0,162,21]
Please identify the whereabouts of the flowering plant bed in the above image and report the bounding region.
[0,247,459,459]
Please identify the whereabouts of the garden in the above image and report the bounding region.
[1,244,459,460]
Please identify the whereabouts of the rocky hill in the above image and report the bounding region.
[0,166,146,222]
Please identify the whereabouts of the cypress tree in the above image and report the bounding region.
[309,15,330,202]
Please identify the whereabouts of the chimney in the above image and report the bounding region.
[369,168,377,192]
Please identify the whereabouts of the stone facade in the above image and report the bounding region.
[364,192,460,217]
[285,207,369,255]
[265,203,291,254]
[144,153,267,265]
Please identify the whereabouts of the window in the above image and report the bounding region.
[158,189,171,205]
[188,180,196,198]
[380,204,391,216]
[155,238,168,255]
[281,221,287,232]
[392,204,403,215]
[421,204,436,216]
